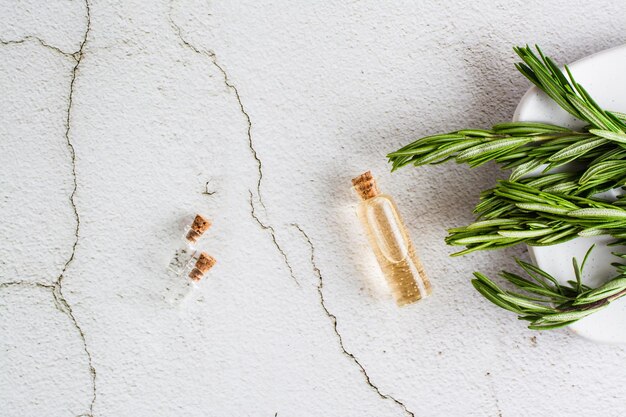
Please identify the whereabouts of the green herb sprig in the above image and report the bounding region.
[472,246,626,329]
[389,45,626,330]
[447,181,626,255]
[389,46,626,190]
[514,46,626,132]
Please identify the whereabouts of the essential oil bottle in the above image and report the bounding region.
[352,171,431,305]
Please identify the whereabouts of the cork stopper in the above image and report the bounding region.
[352,171,380,200]
[188,252,216,281]
[186,214,212,243]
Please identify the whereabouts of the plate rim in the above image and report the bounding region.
[513,43,626,344]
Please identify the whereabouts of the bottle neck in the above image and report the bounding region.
[352,171,380,200]
[185,229,202,243]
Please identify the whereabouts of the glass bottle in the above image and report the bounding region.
[186,251,217,282]
[168,214,212,275]
[165,214,216,304]
[352,171,432,306]
[165,251,217,304]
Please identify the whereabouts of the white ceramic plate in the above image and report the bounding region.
[513,44,626,344]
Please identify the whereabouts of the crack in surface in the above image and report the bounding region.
[168,8,263,199]
[52,285,97,417]
[53,1,96,415]
[0,281,54,290]
[0,36,74,57]
[169,3,297,285]
[0,282,95,417]
[292,224,416,417]
[249,192,298,285]
[1,1,96,415]
[209,55,264,201]
[202,180,216,196]
[56,0,90,285]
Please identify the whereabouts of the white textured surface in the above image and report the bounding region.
[1,1,626,416]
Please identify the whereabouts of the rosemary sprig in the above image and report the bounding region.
[388,122,601,173]
[447,181,626,255]
[514,46,626,133]
[388,45,626,330]
[389,126,626,194]
[473,246,626,329]
[388,46,626,190]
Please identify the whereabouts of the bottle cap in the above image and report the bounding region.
[352,171,380,200]
[186,214,212,243]
[188,252,217,281]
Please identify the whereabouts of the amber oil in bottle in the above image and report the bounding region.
[352,171,431,305]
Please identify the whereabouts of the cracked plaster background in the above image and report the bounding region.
[1,0,626,416]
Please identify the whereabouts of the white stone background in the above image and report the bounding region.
[1,0,626,416]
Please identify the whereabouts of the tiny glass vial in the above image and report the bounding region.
[165,251,217,304]
[168,214,212,275]
[352,171,432,306]
[185,252,217,282]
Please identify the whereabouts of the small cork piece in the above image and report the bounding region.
[188,268,204,281]
[195,252,217,273]
[188,252,216,281]
[352,171,380,200]
[186,214,212,243]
